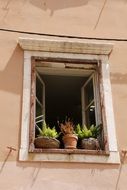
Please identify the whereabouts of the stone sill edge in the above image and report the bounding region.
[19,148,120,164]
[29,148,110,156]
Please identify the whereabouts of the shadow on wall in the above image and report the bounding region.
[0,45,23,95]
[110,73,127,85]
[0,45,23,163]
[30,0,89,16]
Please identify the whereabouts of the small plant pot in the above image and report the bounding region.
[81,138,99,150]
[34,137,60,149]
[63,134,78,149]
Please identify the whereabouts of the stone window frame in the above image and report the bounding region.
[18,37,120,164]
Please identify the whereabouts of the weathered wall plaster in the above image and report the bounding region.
[0,0,127,189]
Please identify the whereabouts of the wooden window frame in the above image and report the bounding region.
[30,60,105,154]
[19,37,120,164]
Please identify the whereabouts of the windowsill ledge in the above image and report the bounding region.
[30,148,110,156]
[19,148,120,164]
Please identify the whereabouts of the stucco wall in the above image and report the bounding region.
[0,0,127,189]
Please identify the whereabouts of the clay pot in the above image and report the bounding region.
[34,136,60,149]
[63,134,78,149]
[81,138,99,150]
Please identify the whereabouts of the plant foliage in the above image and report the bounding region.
[75,124,102,139]
[60,120,75,135]
[36,120,59,138]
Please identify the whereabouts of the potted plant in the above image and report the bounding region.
[60,120,78,149]
[75,124,101,150]
[34,120,60,149]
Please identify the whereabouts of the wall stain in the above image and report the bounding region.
[110,72,127,84]
[115,151,127,190]
[2,0,12,10]
[94,0,108,30]
[1,0,13,25]
[30,163,42,187]
[30,0,89,16]
[0,147,16,174]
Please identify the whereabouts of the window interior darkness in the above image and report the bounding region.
[43,74,87,127]
[36,73,96,129]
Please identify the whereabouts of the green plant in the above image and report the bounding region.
[75,124,102,139]
[90,124,102,138]
[75,124,92,139]
[36,120,59,138]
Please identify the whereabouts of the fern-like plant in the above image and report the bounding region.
[75,124,102,139]
[75,124,92,139]
[36,120,59,138]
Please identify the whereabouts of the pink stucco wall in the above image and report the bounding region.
[0,0,127,189]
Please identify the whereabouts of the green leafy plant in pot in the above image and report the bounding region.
[34,120,60,149]
[75,124,101,150]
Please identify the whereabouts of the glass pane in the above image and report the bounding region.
[84,79,94,107]
[85,103,96,126]
[36,100,42,117]
[36,76,43,103]
[36,75,44,119]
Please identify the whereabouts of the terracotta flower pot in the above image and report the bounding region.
[63,134,78,149]
[34,136,60,149]
[81,138,99,150]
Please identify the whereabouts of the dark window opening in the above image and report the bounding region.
[35,72,97,129]
[42,75,88,126]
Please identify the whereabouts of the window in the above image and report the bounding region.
[31,60,103,150]
[19,37,120,163]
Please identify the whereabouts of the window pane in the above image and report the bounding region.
[84,79,94,107]
[82,76,96,126]
[85,103,96,126]
[36,100,42,117]
[35,75,44,136]
[36,76,43,103]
